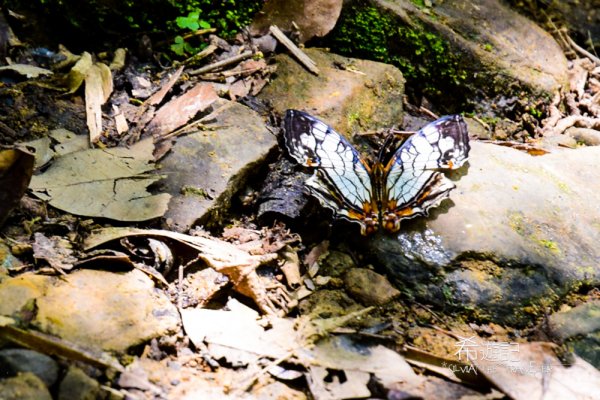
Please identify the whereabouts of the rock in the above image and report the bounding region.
[0,372,52,400]
[0,269,179,352]
[298,289,360,319]
[33,269,179,352]
[0,349,59,387]
[328,0,567,107]
[344,268,400,305]
[0,273,51,317]
[250,0,343,44]
[360,142,600,324]
[565,127,600,146]
[259,48,405,134]
[547,300,600,368]
[159,99,277,232]
[57,366,100,400]
[0,241,21,275]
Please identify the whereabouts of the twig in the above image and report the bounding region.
[181,28,217,41]
[188,50,256,75]
[544,115,600,136]
[199,64,271,81]
[269,25,319,75]
[565,34,600,66]
[472,115,491,131]
[181,43,218,67]
[419,106,439,119]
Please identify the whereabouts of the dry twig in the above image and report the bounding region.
[269,25,319,75]
[188,50,256,75]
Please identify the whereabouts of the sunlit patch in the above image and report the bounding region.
[283,110,470,235]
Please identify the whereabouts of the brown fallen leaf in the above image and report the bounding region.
[0,146,34,227]
[181,302,415,399]
[145,82,218,138]
[29,138,170,222]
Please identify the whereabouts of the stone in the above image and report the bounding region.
[250,0,343,44]
[0,273,51,317]
[331,0,568,105]
[546,300,600,368]
[360,141,600,324]
[344,268,400,305]
[0,372,52,400]
[548,301,600,342]
[0,349,59,387]
[259,48,405,135]
[159,99,277,232]
[57,366,100,400]
[20,269,180,353]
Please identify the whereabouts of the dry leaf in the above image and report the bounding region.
[29,138,170,221]
[85,63,113,144]
[0,64,53,78]
[468,340,600,400]
[84,227,281,314]
[145,82,218,138]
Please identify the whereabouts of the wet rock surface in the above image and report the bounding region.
[548,300,600,368]
[360,141,600,324]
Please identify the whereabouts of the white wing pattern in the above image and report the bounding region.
[283,110,470,235]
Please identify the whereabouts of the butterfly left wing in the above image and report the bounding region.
[382,115,470,232]
[283,110,379,234]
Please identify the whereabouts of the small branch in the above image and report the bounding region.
[565,34,600,66]
[269,25,319,75]
[181,43,218,67]
[544,115,600,136]
[188,50,256,76]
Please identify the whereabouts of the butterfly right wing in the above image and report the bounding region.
[382,115,470,232]
[283,110,378,234]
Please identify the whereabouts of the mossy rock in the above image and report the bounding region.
[323,0,568,111]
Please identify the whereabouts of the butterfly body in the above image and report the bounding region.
[283,110,470,235]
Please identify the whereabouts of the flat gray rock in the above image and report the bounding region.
[159,99,277,232]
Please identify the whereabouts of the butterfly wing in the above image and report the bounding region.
[382,115,470,232]
[284,110,378,234]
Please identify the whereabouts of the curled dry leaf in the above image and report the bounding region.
[84,227,284,315]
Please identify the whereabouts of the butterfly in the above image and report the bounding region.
[283,110,470,235]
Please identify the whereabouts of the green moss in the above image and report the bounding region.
[323,2,468,102]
